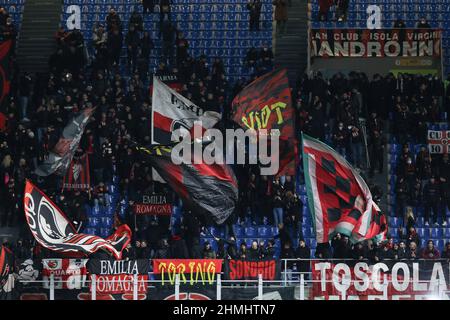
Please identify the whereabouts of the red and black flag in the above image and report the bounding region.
[0,40,12,105]
[62,153,91,191]
[35,107,94,177]
[302,134,387,244]
[0,245,15,300]
[24,180,132,259]
[136,141,238,225]
[231,68,298,176]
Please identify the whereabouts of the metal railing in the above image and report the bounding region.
[37,273,449,301]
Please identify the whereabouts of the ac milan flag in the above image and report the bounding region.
[62,153,91,191]
[24,180,132,259]
[35,107,94,177]
[136,141,238,225]
[231,68,298,176]
[151,76,221,182]
[301,134,387,244]
[0,245,16,300]
[0,40,12,105]
[151,76,220,145]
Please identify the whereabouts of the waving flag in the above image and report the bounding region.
[24,180,131,259]
[136,141,238,225]
[231,68,298,176]
[35,107,94,177]
[0,40,12,105]
[0,245,15,300]
[301,134,387,244]
[151,77,221,182]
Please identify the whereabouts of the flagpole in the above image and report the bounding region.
[359,117,371,170]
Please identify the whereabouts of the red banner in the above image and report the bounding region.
[152,259,223,285]
[93,274,148,295]
[224,260,280,281]
[42,259,87,290]
[132,194,172,216]
[134,204,172,215]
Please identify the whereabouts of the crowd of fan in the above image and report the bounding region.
[1,4,450,268]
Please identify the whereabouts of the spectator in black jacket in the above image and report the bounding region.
[190,238,203,259]
[395,177,409,219]
[352,242,367,260]
[295,239,310,278]
[247,240,260,260]
[423,177,441,226]
[332,233,352,259]
[247,0,262,31]
[154,238,170,259]
[397,241,408,259]
[377,244,395,261]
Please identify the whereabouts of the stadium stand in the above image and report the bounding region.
[61,0,273,82]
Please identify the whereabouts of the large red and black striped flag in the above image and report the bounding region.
[301,134,387,244]
[231,68,297,176]
[136,141,238,225]
[24,180,132,259]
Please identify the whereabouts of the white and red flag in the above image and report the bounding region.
[301,134,387,244]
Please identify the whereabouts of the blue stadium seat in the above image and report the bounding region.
[233,225,244,238]
[270,226,279,237]
[87,218,100,228]
[100,217,113,228]
[257,226,270,238]
[416,228,426,238]
[244,227,257,238]
[431,228,443,238]
[84,228,97,235]
[99,228,111,238]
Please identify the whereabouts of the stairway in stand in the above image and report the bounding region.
[16,0,62,74]
[274,0,309,86]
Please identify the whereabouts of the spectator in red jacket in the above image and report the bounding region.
[318,0,333,21]
[421,240,440,259]
[442,242,450,260]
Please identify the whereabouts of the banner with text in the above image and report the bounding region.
[42,259,87,290]
[152,259,223,285]
[428,130,450,154]
[87,259,150,296]
[310,29,442,58]
[311,260,450,300]
[133,194,172,216]
[224,260,281,281]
